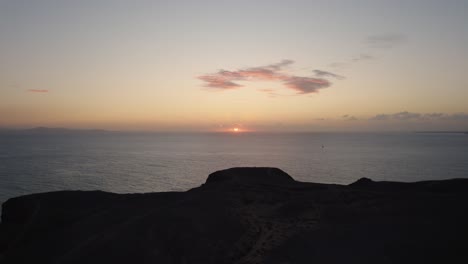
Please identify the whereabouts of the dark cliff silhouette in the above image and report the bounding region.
[1,167,468,263]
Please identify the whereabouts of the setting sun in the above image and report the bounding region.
[233,128,239,132]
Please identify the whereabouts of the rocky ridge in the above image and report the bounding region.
[1,167,468,264]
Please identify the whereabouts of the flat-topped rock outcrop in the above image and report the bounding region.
[206,167,295,185]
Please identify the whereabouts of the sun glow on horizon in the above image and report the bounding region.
[228,127,250,133]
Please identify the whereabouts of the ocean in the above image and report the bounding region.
[1,132,467,205]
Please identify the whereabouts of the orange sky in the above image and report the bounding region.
[1,1,467,131]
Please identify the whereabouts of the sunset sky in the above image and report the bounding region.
[1,0,467,131]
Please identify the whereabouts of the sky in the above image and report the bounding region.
[1,0,467,132]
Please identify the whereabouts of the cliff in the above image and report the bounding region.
[1,167,468,263]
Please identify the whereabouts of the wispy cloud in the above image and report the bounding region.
[265,59,294,71]
[328,63,343,69]
[342,114,358,121]
[27,89,49,93]
[366,34,407,48]
[313,70,345,80]
[198,60,336,95]
[370,111,468,121]
[330,33,406,69]
[370,111,421,121]
[197,75,242,89]
[351,54,374,63]
[329,53,374,70]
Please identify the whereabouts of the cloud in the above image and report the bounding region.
[351,54,374,62]
[257,88,282,98]
[313,70,345,80]
[342,114,358,121]
[27,89,49,93]
[199,60,335,95]
[370,111,468,121]
[325,34,405,72]
[283,76,330,94]
[197,75,242,89]
[258,88,274,93]
[265,59,294,71]
[328,62,347,69]
[370,114,390,121]
[366,34,407,48]
[370,111,422,121]
[329,53,374,70]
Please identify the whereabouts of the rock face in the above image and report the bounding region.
[1,167,468,264]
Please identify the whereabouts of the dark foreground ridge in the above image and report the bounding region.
[1,167,468,264]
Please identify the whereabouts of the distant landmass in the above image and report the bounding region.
[0,127,109,135]
[1,167,468,263]
[415,131,468,134]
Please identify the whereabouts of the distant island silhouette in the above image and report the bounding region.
[1,167,468,263]
[415,131,468,134]
[0,127,110,135]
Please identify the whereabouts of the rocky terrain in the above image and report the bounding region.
[1,167,468,263]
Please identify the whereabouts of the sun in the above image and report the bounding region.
[233,127,239,132]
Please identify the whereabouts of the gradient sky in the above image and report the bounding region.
[1,0,467,131]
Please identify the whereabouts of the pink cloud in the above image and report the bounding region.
[258,88,274,92]
[198,60,334,95]
[238,68,285,81]
[27,89,49,93]
[283,77,330,94]
[197,75,243,89]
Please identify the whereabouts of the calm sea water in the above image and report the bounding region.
[1,132,468,205]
